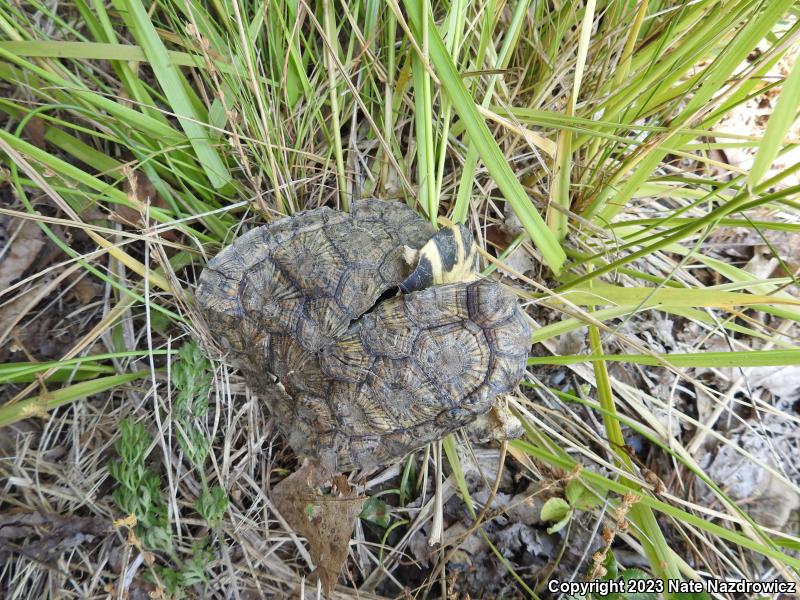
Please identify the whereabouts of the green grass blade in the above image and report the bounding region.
[546,0,594,240]
[528,348,800,368]
[0,40,221,69]
[401,0,566,274]
[453,0,529,224]
[111,0,231,189]
[586,0,794,221]
[587,321,680,583]
[0,46,180,140]
[0,371,151,428]
[561,284,800,310]
[412,44,436,222]
[0,351,173,384]
[442,434,475,518]
[322,0,348,210]
[748,53,800,189]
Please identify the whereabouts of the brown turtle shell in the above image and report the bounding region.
[196,199,531,471]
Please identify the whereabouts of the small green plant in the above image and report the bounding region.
[197,485,228,527]
[588,550,711,600]
[172,341,213,471]
[173,341,211,421]
[178,425,211,470]
[540,478,605,534]
[172,341,228,524]
[593,552,658,600]
[108,419,172,552]
[152,540,214,600]
[399,454,419,507]
[107,344,226,598]
[359,496,391,528]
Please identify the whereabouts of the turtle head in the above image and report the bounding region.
[399,222,479,293]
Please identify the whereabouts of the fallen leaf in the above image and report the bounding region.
[700,438,800,529]
[494,521,557,560]
[67,271,101,304]
[0,215,45,289]
[118,170,162,226]
[23,117,46,150]
[273,460,366,594]
[484,224,510,250]
[556,328,586,356]
[441,521,487,561]
[500,201,524,237]
[502,246,538,280]
[743,248,779,279]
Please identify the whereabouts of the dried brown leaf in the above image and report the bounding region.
[273,460,366,594]
[67,271,101,304]
[23,117,46,150]
[119,170,166,224]
[0,216,45,289]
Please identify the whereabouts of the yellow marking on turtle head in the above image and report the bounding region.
[399,222,480,293]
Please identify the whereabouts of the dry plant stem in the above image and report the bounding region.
[473,440,508,527]
[432,440,508,578]
[0,262,81,347]
[429,440,444,545]
[0,207,190,255]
